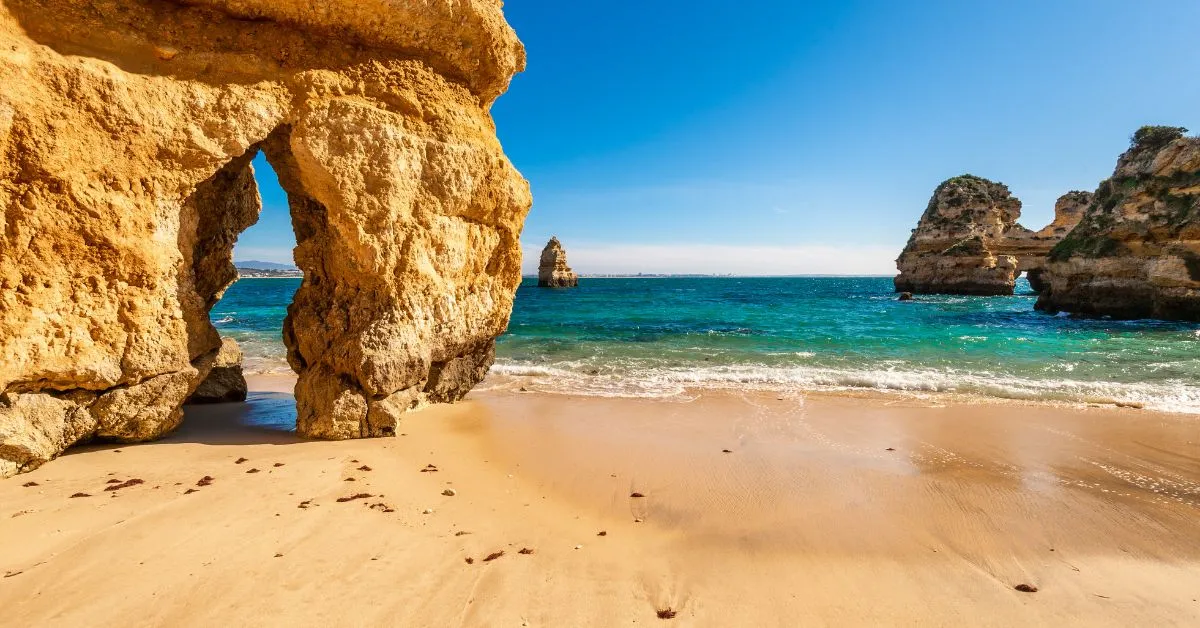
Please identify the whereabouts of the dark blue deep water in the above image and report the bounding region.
[212,277,1200,411]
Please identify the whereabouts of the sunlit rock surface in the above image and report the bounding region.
[537,237,579,288]
[895,175,1086,295]
[0,0,531,475]
[1035,127,1200,320]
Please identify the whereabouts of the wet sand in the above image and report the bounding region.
[1,375,1198,626]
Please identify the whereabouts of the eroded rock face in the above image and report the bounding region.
[0,0,531,475]
[894,175,1087,295]
[1035,128,1200,320]
[187,338,247,404]
[537,237,579,288]
[894,176,1022,295]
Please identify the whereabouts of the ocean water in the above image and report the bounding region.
[212,277,1200,413]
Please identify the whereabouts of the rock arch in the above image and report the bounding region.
[894,176,1089,295]
[0,0,531,476]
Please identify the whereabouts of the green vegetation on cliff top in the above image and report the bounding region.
[1050,128,1199,262]
[1130,125,1188,151]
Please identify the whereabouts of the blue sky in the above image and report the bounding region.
[235,0,1200,275]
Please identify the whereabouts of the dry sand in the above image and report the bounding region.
[2,375,1199,626]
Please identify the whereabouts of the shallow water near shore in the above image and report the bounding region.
[212,276,1200,412]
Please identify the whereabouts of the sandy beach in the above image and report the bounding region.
[5,1,1200,626]
[2,376,1198,626]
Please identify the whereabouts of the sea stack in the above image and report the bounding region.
[0,0,531,476]
[538,237,580,287]
[894,175,1086,295]
[1035,126,1200,320]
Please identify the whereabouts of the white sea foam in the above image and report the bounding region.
[487,360,1200,414]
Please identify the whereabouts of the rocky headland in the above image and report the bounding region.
[537,237,579,288]
[894,175,1087,295]
[1035,127,1200,320]
[0,0,531,476]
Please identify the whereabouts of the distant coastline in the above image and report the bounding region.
[235,261,302,279]
[236,270,303,279]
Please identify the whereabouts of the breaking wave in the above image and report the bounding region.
[487,360,1200,414]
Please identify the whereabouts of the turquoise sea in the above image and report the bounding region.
[212,277,1200,413]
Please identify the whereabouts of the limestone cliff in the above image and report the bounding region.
[0,0,532,476]
[537,237,579,288]
[1035,127,1200,320]
[894,176,1086,295]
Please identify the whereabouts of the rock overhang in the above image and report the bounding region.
[0,0,533,476]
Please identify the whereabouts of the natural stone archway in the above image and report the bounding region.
[0,0,531,476]
[894,176,1089,295]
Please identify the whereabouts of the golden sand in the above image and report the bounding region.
[2,375,1198,626]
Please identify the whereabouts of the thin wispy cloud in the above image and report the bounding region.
[521,243,896,276]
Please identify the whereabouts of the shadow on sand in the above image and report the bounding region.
[164,392,301,446]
